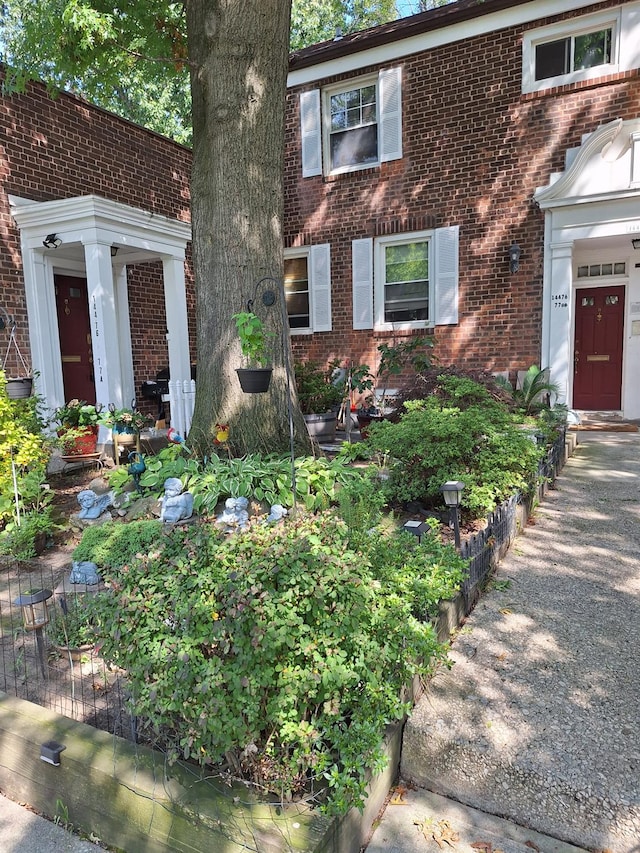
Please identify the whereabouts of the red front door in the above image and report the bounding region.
[573,285,624,410]
[55,275,96,404]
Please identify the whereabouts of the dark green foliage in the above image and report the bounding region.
[494,365,560,415]
[72,519,165,568]
[365,376,544,518]
[92,513,462,814]
[294,361,343,414]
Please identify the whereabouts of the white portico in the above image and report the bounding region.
[535,118,640,420]
[9,194,192,421]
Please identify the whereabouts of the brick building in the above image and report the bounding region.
[284,0,640,417]
[2,0,640,422]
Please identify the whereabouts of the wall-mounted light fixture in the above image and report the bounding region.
[110,246,119,257]
[632,238,640,250]
[441,480,465,550]
[42,233,62,249]
[509,243,521,273]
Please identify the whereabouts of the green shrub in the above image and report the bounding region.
[47,594,104,649]
[72,519,165,568]
[0,506,56,560]
[365,377,543,518]
[0,371,50,528]
[93,513,459,814]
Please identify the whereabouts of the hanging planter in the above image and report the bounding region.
[232,311,274,395]
[1,308,33,398]
[6,377,33,399]
[236,367,273,394]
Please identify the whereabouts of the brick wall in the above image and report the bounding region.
[0,73,195,393]
[284,0,640,383]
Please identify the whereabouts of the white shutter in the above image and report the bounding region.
[352,238,374,330]
[310,244,332,332]
[434,225,459,326]
[300,90,322,178]
[379,67,402,163]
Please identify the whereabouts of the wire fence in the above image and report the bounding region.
[0,557,135,741]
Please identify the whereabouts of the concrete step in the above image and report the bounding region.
[366,786,593,853]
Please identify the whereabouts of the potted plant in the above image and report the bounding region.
[357,336,433,433]
[53,399,103,456]
[232,311,274,393]
[0,507,56,559]
[294,361,344,441]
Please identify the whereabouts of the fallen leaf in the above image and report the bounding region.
[471,842,492,852]
[495,652,507,661]
[524,842,540,852]
[390,784,409,805]
[499,608,512,615]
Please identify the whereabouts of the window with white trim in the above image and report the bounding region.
[351,226,459,332]
[522,8,630,94]
[284,244,332,334]
[299,66,402,178]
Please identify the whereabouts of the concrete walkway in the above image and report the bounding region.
[0,790,104,852]
[370,431,640,853]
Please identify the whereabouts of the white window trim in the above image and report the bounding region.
[522,8,621,95]
[284,244,332,335]
[322,72,379,176]
[374,230,432,332]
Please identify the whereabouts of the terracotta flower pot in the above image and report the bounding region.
[59,425,99,457]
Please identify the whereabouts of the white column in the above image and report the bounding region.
[162,254,191,381]
[546,241,574,405]
[114,264,136,407]
[83,240,124,413]
[21,247,65,410]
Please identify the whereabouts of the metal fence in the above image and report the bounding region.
[0,558,135,741]
[458,426,567,612]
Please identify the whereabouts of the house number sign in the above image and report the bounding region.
[91,293,104,385]
[552,293,569,308]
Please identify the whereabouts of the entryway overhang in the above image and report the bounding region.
[9,194,192,421]
[534,118,640,420]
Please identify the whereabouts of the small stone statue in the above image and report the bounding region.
[266,504,288,523]
[76,489,113,520]
[159,477,194,523]
[69,560,101,585]
[216,496,250,532]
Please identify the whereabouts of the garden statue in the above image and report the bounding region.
[266,504,288,523]
[70,488,114,532]
[159,477,194,523]
[127,451,146,492]
[77,489,113,519]
[216,496,250,532]
[69,560,101,585]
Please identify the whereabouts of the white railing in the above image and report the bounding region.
[168,379,196,437]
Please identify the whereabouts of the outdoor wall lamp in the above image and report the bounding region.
[509,243,521,273]
[441,480,465,550]
[110,245,119,257]
[42,233,62,249]
[632,238,640,250]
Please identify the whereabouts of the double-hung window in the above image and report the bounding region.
[352,227,459,332]
[284,245,332,334]
[300,67,402,177]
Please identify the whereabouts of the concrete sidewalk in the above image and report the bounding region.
[0,790,104,852]
[369,431,640,853]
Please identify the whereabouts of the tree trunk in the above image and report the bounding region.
[186,0,312,457]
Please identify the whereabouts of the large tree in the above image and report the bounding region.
[0,0,399,454]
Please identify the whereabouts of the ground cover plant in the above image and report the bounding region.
[364,375,545,518]
[91,505,465,815]
[106,443,359,512]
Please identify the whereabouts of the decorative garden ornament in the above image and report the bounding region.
[69,561,101,585]
[159,477,194,523]
[216,496,250,532]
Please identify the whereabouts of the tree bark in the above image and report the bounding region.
[185,0,312,457]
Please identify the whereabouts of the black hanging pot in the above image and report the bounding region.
[236,368,273,394]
